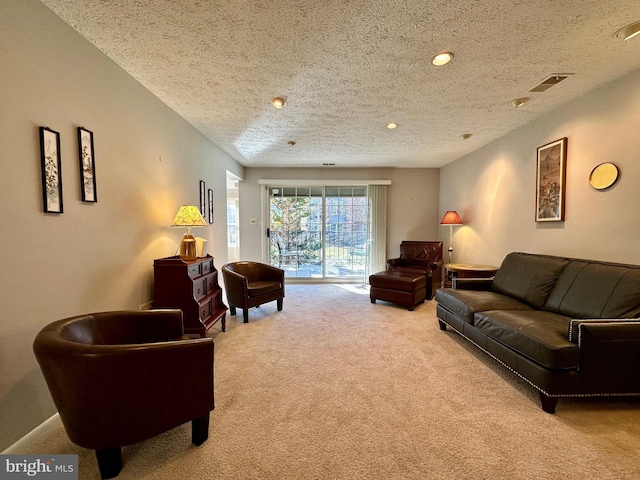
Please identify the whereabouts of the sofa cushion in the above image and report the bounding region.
[490,253,569,309]
[369,270,426,292]
[247,281,282,297]
[545,261,640,319]
[390,265,430,276]
[474,310,579,370]
[434,288,533,324]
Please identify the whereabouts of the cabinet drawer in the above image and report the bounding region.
[204,272,217,295]
[202,258,214,275]
[210,290,222,309]
[193,278,207,300]
[188,263,201,278]
[199,298,212,321]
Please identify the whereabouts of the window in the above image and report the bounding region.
[268,186,369,280]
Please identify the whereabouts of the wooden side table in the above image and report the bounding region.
[443,263,498,288]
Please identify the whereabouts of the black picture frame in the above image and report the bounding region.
[536,137,567,222]
[208,188,214,224]
[78,127,97,202]
[39,126,63,213]
[200,180,206,216]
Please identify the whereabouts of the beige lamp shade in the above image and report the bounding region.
[171,205,207,228]
[171,206,207,261]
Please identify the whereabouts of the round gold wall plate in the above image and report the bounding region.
[589,162,619,190]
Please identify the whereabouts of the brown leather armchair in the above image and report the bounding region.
[386,241,444,299]
[33,310,214,479]
[222,261,285,323]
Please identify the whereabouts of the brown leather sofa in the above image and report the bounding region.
[222,261,285,323]
[386,241,443,299]
[33,310,214,479]
[435,252,640,413]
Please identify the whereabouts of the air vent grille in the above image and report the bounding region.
[529,74,573,93]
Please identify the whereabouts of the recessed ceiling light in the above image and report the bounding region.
[614,21,640,41]
[511,97,529,108]
[287,141,296,147]
[386,122,398,129]
[432,52,453,66]
[272,97,286,108]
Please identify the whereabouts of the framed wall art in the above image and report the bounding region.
[78,127,97,202]
[535,137,567,222]
[39,126,63,213]
[200,180,206,217]
[208,188,214,224]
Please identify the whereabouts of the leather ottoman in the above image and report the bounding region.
[369,270,427,311]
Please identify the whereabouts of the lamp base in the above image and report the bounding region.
[179,233,197,261]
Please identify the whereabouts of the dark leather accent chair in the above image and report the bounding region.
[222,261,285,323]
[33,310,214,479]
[386,241,444,299]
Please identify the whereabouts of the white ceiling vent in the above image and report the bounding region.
[529,74,574,93]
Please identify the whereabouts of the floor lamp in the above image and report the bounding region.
[440,211,463,264]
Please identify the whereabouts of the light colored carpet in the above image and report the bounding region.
[15,284,640,479]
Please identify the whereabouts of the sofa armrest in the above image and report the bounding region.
[222,267,249,305]
[386,257,401,269]
[574,320,640,392]
[568,318,640,343]
[452,278,493,290]
[427,259,443,275]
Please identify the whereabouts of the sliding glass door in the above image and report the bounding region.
[267,185,369,280]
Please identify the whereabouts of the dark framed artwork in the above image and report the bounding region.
[200,180,206,216]
[536,137,567,222]
[78,127,97,202]
[39,126,63,213]
[208,188,214,224]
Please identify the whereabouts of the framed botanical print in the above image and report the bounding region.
[39,126,63,213]
[78,127,97,202]
[200,180,206,216]
[536,137,567,222]
[208,188,214,224]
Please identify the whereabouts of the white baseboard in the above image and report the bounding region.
[2,413,61,454]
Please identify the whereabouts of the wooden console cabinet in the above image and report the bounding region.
[153,255,227,336]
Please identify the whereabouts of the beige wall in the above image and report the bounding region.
[0,0,243,449]
[238,168,440,262]
[6,0,640,454]
[440,68,640,268]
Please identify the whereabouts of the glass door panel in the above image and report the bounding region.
[268,185,369,280]
[268,186,323,278]
[324,187,368,279]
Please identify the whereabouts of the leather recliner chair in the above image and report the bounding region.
[221,261,285,323]
[386,241,444,299]
[33,310,214,479]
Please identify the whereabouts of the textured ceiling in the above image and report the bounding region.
[41,0,640,168]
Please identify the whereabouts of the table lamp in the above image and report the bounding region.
[440,210,463,264]
[171,205,207,261]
